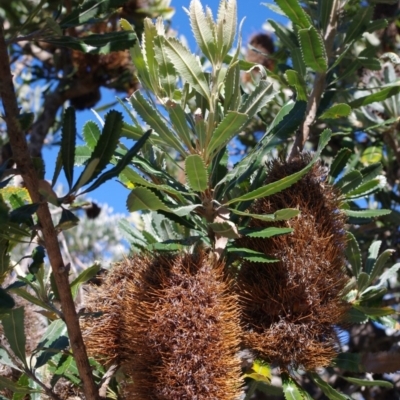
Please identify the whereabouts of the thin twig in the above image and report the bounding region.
[0,26,100,400]
[289,0,341,160]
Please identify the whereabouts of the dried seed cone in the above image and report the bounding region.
[122,252,243,400]
[237,155,349,370]
[82,262,135,366]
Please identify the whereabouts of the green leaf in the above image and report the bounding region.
[361,146,382,165]
[369,249,395,284]
[344,178,384,199]
[227,247,279,263]
[55,208,80,231]
[209,222,240,239]
[163,36,210,101]
[59,0,127,28]
[268,20,298,51]
[282,374,304,400]
[216,0,237,58]
[359,163,383,183]
[333,353,364,372]
[70,263,101,299]
[298,26,328,72]
[35,319,69,369]
[0,376,39,395]
[320,104,351,119]
[346,231,362,278]
[365,241,382,275]
[1,307,26,366]
[357,272,370,293]
[165,101,192,149]
[72,110,123,192]
[353,305,395,318]
[343,376,393,388]
[207,111,248,156]
[330,148,352,179]
[345,307,369,324]
[318,0,334,32]
[8,288,57,315]
[74,146,92,166]
[272,0,312,29]
[0,347,20,370]
[142,18,159,93]
[311,373,351,400]
[285,70,307,101]
[80,129,152,195]
[185,155,208,192]
[61,107,76,189]
[343,209,391,218]
[224,63,241,111]
[345,6,373,44]
[82,121,100,151]
[230,208,300,221]
[0,288,15,312]
[335,171,363,194]
[240,227,293,238]
[189,0,217,64]
[349,86,400,109]
[239,80,276,120]
[130,91,185,152]
[154,33,177,99]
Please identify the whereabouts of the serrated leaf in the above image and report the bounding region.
[163,37,210,100]
[343,209,391,218]
[361,146,382,165]
[369,249,394,284]
[189,0,217,63]
[344,178,383,199]
[241,227,293,238]
[185,155,208,192]
[239,80,276,119]
[333,353,364,372]
[330,148,352,179]
[268,20,298,51]
[1,307,26,366]
[273,0,312,29]
[230,208,300,221]
[357,57,381,71]
[72,111,123,192]
[127,187,169,213]
[55,208,79,231]
[298,26,328,72]
[285,70,307,101]
[359,163,383,183]
[311,373,351,400]
[354,305,395,318]
[35,319,69,368]
[365,241,382,275]
[216,0,237,58]
[130,91,185,152]
[224,63,241,111]
[227,247,279,263]
[61,107,76,189]
[335,170,363,194]
[207,111,248,156]
[345,307,369,324]
[80,129,152,195]
[142,18,159,93]
[0,376,40,394]
[74,146,92,166]
[318,0,334,32]
[349,86,400,108]
[346,231,362,278]
[165,101,192,149]
[8,288,56,315]
[357,272,370,293]
[343,376,393,388]
[82,121,100,150]
[282,374,304,400]
[320,104,351,119]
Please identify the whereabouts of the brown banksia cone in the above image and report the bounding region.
[121,251,243,400]
[82,261,136,366]
[236,155,350,370]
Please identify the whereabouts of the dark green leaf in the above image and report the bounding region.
[349,86,400,109]
[369,249,395,283]
[35,319,69,368]
[240,227,293,238]
[285,70,307,101]
[73,110,123,191]
[185,155,208,192]
[80,129,152,195]
[343,209,391,218]
[70,263,101,299]
[345,6,374,44]
[1,307,26,366]
[346,231,362,278]
[344,178,383,199]
[335,171,363,194]
[298,26,328,72]
[0,376,39,395]
[318,0,334,32]
[311,373,351,400]
[268,20,298,51]
[357,272,370,293]
[333,353,364,373]
[51,150,63,187]
[9,204,39,224]
[83,121,100,150]
[61,107,76,189]
[365,241,382,275]
[320,104,351,119]
[55,208,80,231]
[272,0,312,29]
[227,247,279,263]
[0,288,15,312]
[330,148,352,179]
[343,376,393,388]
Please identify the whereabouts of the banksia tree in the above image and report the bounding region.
[237,155,349,370]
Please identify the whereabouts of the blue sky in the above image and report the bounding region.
[43,0,282,215]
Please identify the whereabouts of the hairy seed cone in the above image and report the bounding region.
[237,155,349,370]
[84,252,243,399]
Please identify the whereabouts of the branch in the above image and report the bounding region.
[0,26,100,400]
[289,0,340,160]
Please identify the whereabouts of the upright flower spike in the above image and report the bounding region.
[122,251,243,400]
[237,155,350,370]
